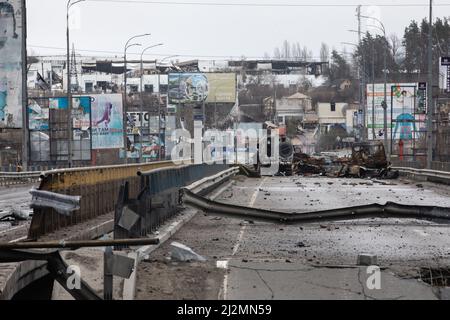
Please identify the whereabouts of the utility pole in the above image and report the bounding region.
[21,0,28,170]
[123,33,150,164]
[426,0,434,169]
[361,15,388,152]
[66,1,72,168]
[372,41,376,140]
[357,5,364,141]
[66,0,85,168]
[139,43,163,163]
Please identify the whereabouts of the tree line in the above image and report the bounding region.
[329,17,450,82]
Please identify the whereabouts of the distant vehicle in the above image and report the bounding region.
[279,135,294,176]
[351,141,388,169]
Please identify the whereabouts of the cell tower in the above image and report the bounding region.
[70,43,79,92]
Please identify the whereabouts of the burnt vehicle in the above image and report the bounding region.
[338,141,398,179]
[278,135,294,176]
[351,141,388,169]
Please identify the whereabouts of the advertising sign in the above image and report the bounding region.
[28,101,49,131]
[90,94,124,149]
[168,73,236,104]
[366,83,421,141]
[0,0,25,128]
[440,57,450,92]
[72,97,91,141]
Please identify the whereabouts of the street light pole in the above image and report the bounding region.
[122,33,150,164]
[139,43,163,163]
[426,0,433,169]
[66,0,85,168]
[362,15,388,154]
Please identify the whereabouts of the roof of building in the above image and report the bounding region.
[286,92,311,100]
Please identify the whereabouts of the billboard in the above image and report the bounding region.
[0,0,25,128]
[440,57,450,92]
[168,73,236,104]
[90,94,124,149]
[366,83,426,141]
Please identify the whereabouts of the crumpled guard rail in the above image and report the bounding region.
[181,189,450,224]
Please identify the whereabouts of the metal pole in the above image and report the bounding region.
[123,47,128,165]
[139,44,163,163]
[0,237,159,250]
[372,42,376,140]
[21,0,29,170]
[357,5,364,141]
[66,1,72,168]
[140,57,144,163]
[383,39,388,156]
[65,0,85,168]
[158,75,161,161]
[122,34,150,164]
[103,246,113,300]
[426,0,434,169]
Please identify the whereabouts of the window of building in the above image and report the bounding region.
[144,84,154,93]
[97,81,107,92]
[331,102,336,112]
[159,85,168,94]
[85,82,93,93]
[129,85,139,93]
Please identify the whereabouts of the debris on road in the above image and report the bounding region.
[170,242,207,262]
[357,253,378,266]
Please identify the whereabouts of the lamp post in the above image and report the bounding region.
[341,41,367,141]
[348,29,367,141]
[122,33,150,164]
[361,15,388,155]
[139,43,163,163]
[426,0,433,169]
[66,0,85,168]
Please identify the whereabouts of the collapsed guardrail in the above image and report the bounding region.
[182,188,450,224]
[28,161,177,239]
[113,164,230,240]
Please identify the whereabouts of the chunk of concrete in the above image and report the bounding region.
[357,253,378,266]
[170,242,206,262]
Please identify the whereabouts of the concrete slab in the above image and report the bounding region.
[225,261,438,300]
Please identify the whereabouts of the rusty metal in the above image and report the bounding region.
[351,141,388,169]
[0,237,159,250]
[28,161,177,240]
[182,188,450,224]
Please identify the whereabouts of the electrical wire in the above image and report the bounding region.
[85,0,450,8]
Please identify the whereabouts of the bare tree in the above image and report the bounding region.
[389,33,404,64]
[282,40,291,60]
[273,47,281,59]
[320,42,329,62]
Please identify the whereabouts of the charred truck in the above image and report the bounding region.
[259,125,294,176]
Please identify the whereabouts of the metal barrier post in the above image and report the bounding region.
[103,246,113,300]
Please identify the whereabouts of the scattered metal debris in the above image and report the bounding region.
[30,189,81,216]
[170,242,206,262]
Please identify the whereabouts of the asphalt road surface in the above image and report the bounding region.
[135,175,450,300]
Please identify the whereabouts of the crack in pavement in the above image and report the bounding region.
[255,269,275,300]
[303,280,363,297]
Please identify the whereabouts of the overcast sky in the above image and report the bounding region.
[26,0,449,61]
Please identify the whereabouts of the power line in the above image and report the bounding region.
[86,0,450,7]
[28,44,324,60]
